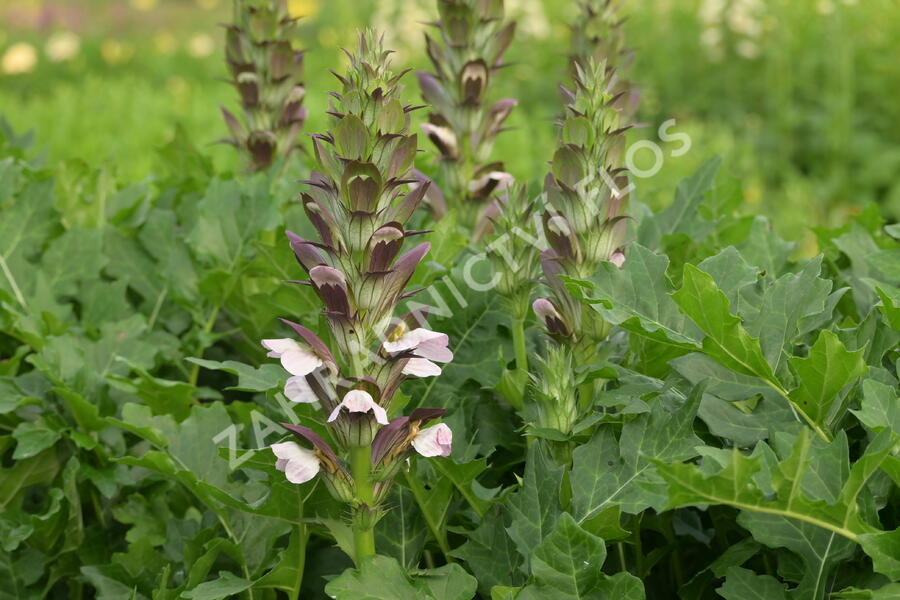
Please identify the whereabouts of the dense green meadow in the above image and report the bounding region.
[1,0,898,598]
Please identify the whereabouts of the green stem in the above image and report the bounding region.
[350,446,376,564]
[189,305,221,386]
[404,469,453,562]
[511,314,528,374]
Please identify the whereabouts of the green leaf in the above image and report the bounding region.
[851,379,900,436]
[375,486,425,569]
[12,419,60,459]
[450,508,523,594]
[506,443,565,570]
[181,571,253,599]
[186,358,285,392]
[657,428,893,558]
[736,514,854,599]
[788,330,867,430]
[672,264,776,383]
[571,243,702,349]
[859,529,900,581]
[414,563,478,600]
[324,555,476,600]
[571,388,702,521]
[523,513,638,600]
[516,514,643,598]
[716,566,788,600]
[743,257,832,371]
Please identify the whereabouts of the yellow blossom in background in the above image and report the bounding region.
[45,31,81,63]
[2,42,38,75]
[187,33,215,58]
[154,32,177,55]
[196,0,221,9]
[130,0,159,10]
[101,40,134,65]
[288,0,319,18]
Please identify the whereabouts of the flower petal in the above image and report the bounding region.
[402,358,442,377]
[280,348,323,376]
[328,390,389,425]
[271,441,320,483]
[284,376,317,403]
[412,423,452,457]
[261,338,301,357]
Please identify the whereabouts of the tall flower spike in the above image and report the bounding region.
[538,58,632,351]
[221,0,307,171]
[418,0,518,223]
[568,0,638,120]
[263,30,454,565]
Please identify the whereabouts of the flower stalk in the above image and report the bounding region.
[531,47,636,438]
[262,31,455,565]
[418,0,518,224]
[221,0,307,171]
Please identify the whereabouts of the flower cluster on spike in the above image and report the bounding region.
[262,31,453,524]
[221,0,307,171]
[480,184,542,320]
[417,0,517,217]
[534,59,632,352]
[568,0,638,119]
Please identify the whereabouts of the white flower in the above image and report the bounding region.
[402,358,443,377]
[45,32,80,63]
[2,43,38,75]
[412,423,452,457]
[610,251,626,269]
[262,338,323,376]
[272,441,320,483]
[284,375,317,403]
[327,390,389,425]
[384,326,453,378]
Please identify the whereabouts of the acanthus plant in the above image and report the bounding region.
[529,57,632,446]
[261,29,454,564]
[221,0,307,171]
[417,0,518,224]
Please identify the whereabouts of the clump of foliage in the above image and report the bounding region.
[1,3,899,600]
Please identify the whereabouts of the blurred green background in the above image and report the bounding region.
[2,0,898,248]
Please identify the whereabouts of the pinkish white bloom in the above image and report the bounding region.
[272,441,320,483]
[384,326,453,378]
[328,390,389,425]
[402,358,443,377]
[284,375,317,403]
[383,327,453,362]
[610,251,626,268]
[412,423,452,457]
[262,338,323,376]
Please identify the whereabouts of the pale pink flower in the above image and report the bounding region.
[272,441,320,483]
[284,375,317,403]
[383,326,453,378]
[262,338,323,376]
[327,390,389,425]
[412,423,452,457]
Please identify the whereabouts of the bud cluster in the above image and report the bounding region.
[534,59,630,348]
[481,184,541,320]
[568,0,638,120]
[417,0,518,215]
[262,31,453,559]
[221,0,307,171]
